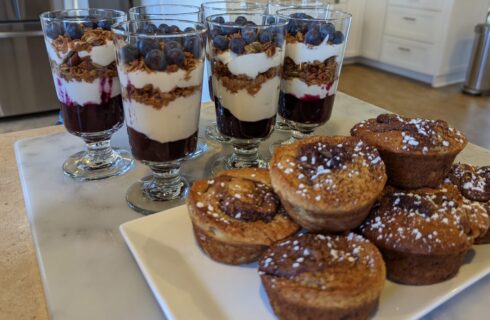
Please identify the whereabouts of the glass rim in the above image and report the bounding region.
[276,6,352,22]
[112,19,207,38]
[39,8,126,22]
[206,13,288,27]
[129,4,202,15]
[201,0,267,10]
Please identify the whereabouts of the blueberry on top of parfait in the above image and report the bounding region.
[66,23,83,40]
[167,48,186,67]
[137,38,160,56]
[145,49,167,71]
[119,44,140,64]
[229,37,246,54]
[213,35,229,51]
[235,16,248,25]
[97,20,112,31]
[46,21,64,39]
[241,26,257,44]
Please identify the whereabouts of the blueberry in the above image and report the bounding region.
[274,31,284,46]
[168,25,181,33]
[266,16,276,25]
[211,28,221,38]
[305,28,322,45]
[229,37,245,54]
[290,13,313,19]
[287,20,298,35]
[167,48,185,67]
[212,35,229,50]
[184,36,202,58]
[82,20,97,29]
[245,21,257,26]
[184,27,195,33]
[241,26,257,44]
[221,22,238,35]
[212,16,225,24]
[164,40,182,55]
[144,23,158,34]
[46,22,63,39]
[320,23,335,42]
[144,49,167,71]
[258,29,273,44]
[158,23,168,33]
[119,44,140,64]
[66,23,83,40]
[332,31,344,44]
[97,20,112,30]
[235,16,247,25]
[137,38,160,56]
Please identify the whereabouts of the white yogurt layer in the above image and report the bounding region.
[124,90,201,144]
[286,39,343,65]
[78,40,116,66]
[215,50,283,78]
[45,39,69,64]
[118,61,204,93]
[213,76,280,122]
[282,78,337,100]
[53,74,120,106]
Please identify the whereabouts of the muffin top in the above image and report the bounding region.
[361,186,488,255]
[187,168,299,245]
[258,233,385,298]
[351,114,467,155]
[270,136,387,211]
[447,163,490,203]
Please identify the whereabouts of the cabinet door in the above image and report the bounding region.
[361,0,387,60]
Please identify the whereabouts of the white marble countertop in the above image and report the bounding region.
[14,94,490,320]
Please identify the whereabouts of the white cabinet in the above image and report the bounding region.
[359,0,490,87]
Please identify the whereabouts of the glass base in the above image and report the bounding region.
[205,122,230,143]
[212,155,268,174]
[274,117,291,132]
[186,140,208,160]
[63,147,134,181]
[126,176,189,215]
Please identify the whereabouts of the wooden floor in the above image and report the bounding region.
[338,64,490,149]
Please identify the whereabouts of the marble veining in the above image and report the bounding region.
[14,93,490,320]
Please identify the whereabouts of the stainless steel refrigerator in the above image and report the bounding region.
[0,0,131,118]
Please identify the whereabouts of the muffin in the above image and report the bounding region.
[187,168,300,265]
[361,186,487,285]
[351,113,467,189]
[259,233,386,320]
[270,135,387,232]
[446,163,490,244]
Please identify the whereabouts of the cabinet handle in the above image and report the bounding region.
[398,47,411,52]
[403,16,416,22]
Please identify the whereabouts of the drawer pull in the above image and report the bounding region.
[403,16,417,22]
[398,47,411,52]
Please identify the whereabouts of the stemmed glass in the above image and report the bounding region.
[267,0,332,132]
[201,1,268,143]
[206,13,287,170]
[277,7,351,143]
[40,9,134,180]
[112,19,206,214]
[128,4,208,159]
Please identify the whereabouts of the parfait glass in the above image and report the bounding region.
[40,9,134,181]
[201,1,268,143]
[267,0,333,132]
[129,3,208,159]
[276,7,351,144]
[206,13,288,170]
[113,19,206,214]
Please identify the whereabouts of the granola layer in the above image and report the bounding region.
[122,84,200,109]
[283,56,337,86]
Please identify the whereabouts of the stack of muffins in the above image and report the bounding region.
[186,113,490,320]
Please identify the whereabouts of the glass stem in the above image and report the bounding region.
[227,142,262,169]
[82,139,117,169]
[143,161,185,201]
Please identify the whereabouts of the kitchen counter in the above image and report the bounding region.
[3,97,490,320]
[0,125,62,320]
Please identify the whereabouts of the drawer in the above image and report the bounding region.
[389,0,444,11]
[385,6,441,43]
[380,36,435,74]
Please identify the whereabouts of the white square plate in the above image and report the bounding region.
[120,205,490,320]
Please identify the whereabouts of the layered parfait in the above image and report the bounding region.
[114,21,205,162]
[207,14,287,140]
[43,17,123,135]
[278,10,349,126]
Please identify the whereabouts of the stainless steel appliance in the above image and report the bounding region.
[0,0,132,118]
[463,23,490,95]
